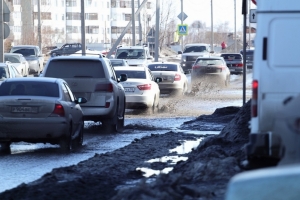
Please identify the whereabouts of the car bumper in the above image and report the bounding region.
[125,95,154,108]
[229,67,243,74]
[81,106,115,120]
[158,82,183,93]
[0,118,68,141]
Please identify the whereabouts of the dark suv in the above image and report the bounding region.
[50,43,82,57]
[240,49,254,69]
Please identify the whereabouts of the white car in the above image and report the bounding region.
[148,62,189,96]
[114,66,161,112]
[4,53,29,77]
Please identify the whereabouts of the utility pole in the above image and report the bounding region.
[0,0,3,62]
[234,0,237,52]
[181,0,183,51]
[154,0,160,61]
[138,0,142,45]
[131,0,135,46]
[210,0,214,52]
[37,0,42,50]
[80,0,86,55]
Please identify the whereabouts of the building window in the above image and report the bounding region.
[66,26,80,33]
[125,14,131,21]
[13,0,21,5]
[86,26,99,34]
[41,0,51,5]
[147,2,152,9]
[34,12,52,20]
[86,0,92,7]
[111,0,116,8]
[12,26,21,33]
[66,0,77,7]
[66,12,81,20]
[85,13,98,20]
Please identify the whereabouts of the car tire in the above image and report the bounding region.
[0,142,11,154]
[59,125,72,153]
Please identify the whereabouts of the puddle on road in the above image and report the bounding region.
[136,138,203,178]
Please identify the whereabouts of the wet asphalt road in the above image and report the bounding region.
[0,72,252,193]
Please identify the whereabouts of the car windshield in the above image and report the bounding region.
[115,70,146,79]
[11,48,36,57]
[116,49,145,59]
[221,54,242,60]
[183,46,207,53]
[240,50,254,56]
[46,60,105,78]
[0,81,59,97]
[148,64,177,71]
[4,55,21,63]
[194,59,223,66]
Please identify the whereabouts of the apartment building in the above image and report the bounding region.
[7,0,154,49]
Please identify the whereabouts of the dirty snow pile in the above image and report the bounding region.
[112,100,251,200]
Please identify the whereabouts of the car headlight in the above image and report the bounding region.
[182,56,186,62]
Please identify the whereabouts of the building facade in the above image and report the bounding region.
[7,0,154,49]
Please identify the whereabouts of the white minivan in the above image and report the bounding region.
[246,0,300,166]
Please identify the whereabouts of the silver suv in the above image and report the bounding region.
[40,55,127,132]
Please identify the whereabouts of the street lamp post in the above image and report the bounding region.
[234,0,237,52]
[211,0,214,52]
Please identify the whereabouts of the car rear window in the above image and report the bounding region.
[115,70,146,79]
[11,48,36,56]
[45,59,105,78]
[194,59,224,66]
[111,60,125,67]
[148,64,178,71]
[0,81,59,97]
[220,54,242,60]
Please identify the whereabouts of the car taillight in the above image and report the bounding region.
[237,63,243,67]
[192,65,201,69]
[50,104,65,117]
[174,73,181,81]
[137,84,151,90]
[95,83,113,92]
[252,80,258,117]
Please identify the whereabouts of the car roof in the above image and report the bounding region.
[197,56,223,59]
[220,53,242,55]
[117,46,146,50]
[114,66,146,71]
[109,59,125,61]
[4,77,61,83]
[11,45,38,48]
[4,53,23,56]
[49,55,105,61]
[184,43,209,47]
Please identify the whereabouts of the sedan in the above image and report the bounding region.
[4,53,29,77]
[220,53,243,75]
[109,59,129,67]
[147,62,188,96]
[114,66,161,112]
[0,77,87,153]
[0,62,23,83]
[191,56,230,87]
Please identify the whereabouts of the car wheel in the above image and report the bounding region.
[0,142,11,154]
[59,125,72,153]
[116,99,125,132]
[147,95,159,114]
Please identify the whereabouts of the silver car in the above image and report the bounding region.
[109,59,129,67]
[0,77,87,153]
[40,56,128,132]
[191,56,231,87]
[148,62,189,96]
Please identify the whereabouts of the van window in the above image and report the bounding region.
[116,49,145,59]
[183,46,207,53]
[46,59,105,78]
[269,18,300,68]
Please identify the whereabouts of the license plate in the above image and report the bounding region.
[11,106,38,113]
[124,87,135,92]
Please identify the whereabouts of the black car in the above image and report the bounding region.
[240,49,254,69]
[50,43,82,57]
[220,53,243,75]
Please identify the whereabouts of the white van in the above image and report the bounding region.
[246,0,300,166]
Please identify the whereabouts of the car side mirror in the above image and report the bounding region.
[76,97,87,104]
[119,73,127,82]
[178,51,182,54]
[210,51,214,54]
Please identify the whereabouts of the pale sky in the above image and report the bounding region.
[174,0,257,32]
